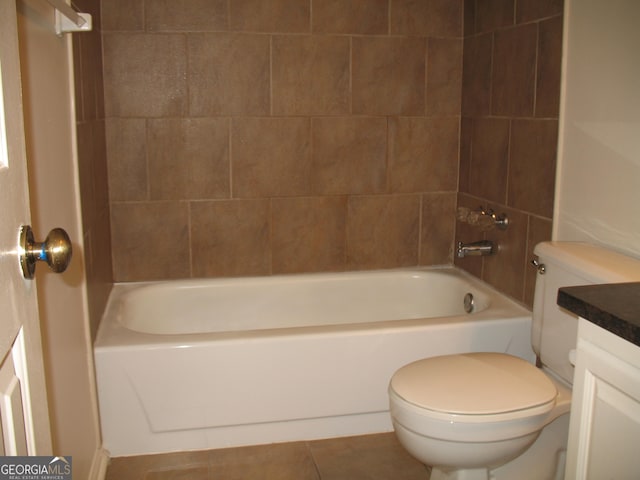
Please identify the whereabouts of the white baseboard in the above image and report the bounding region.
[88,447,110,480]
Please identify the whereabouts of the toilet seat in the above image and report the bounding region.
[390,353,558,422]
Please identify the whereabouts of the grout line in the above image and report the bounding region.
[305,441,323,480]
[417,192,423,265]
[505,119,512,206]
[522,213,532,301]
[187,200,193,278]
[268,197,273,275]
[488,32,494,114]
[141,0,146,31]
[144,118,150,201]
[532,21,540,117]
[228,117,233,199]
[349,36,353,115]
[269,35,273,116]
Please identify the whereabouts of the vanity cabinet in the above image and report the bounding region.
[558,282,640,480]
[565,319,640,479]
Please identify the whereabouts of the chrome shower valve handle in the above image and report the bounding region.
[457,206,509,231]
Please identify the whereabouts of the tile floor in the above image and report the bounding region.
[105,432,431,480]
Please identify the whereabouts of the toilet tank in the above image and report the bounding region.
[532,242,640,384]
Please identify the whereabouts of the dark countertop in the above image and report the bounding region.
[557,282,640,347]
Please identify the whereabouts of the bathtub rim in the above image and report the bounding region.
[94,266,532,351]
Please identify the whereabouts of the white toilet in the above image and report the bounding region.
[389,242,640,480]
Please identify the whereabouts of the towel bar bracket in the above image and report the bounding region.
[45,0,93,36]
[55,9,92,36]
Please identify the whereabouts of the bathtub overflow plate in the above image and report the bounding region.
[464,293,474,313]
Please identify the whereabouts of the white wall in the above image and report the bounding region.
[555,0,640,257]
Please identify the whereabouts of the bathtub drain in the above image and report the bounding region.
[464,293,474,313]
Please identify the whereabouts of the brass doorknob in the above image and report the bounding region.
[19,225,73,279]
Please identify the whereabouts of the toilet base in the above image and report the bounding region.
[488,412,569,480]
[393,422,538,471]
[422,413,570,480]
[431,467,488,480]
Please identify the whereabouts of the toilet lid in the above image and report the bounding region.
[390,353,557,415]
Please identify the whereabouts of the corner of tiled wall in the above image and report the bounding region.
[456,0,563,307]
[100,0,564,308]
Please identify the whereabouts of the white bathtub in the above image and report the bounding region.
[94,267,534,457]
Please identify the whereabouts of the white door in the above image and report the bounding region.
[0,0,53,455]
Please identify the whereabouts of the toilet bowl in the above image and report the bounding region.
[389,353,571,480]
[388,242,640,480]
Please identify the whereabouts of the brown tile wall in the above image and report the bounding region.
[457,0,563,306]
[72,0,112,339]
[102,0,463,281]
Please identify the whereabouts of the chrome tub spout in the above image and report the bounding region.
[457,240,495,258]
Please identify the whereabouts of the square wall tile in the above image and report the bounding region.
[388,117,459,193]
[103,33,187,117]
[475,0,514,33]
[232,117,312,197]
[464,0,476,35]
[458,117,472,193]
[454,193,484,278]
[427,38,463,116]
[147,118,230,200]
[145,0,228,31]
[391,0,463,37]
[230,0,310,33]
[508,119,558,217]
[272,196,347,273]
[468,117,510,204]
[352,37,426,116]
[347,195,420,269]
[111,202,190,281]
[105,118,147,202]
[483,206,528,301]
[190,199,271,277]
[312,0,388,34]
[461,33,492,116]
[491,24,537,117]
[272,35,350,116]
[85,210,113,341]
[76,29,106,121]
[516,0,563,23]
[536,16,563,117]
[433,0,465,36]
[101,0,144,31]
[188,33,270,116]
[90,120,110,213]
[421,193,457,265]
[76,123,97,231]
[311,117,387,195]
